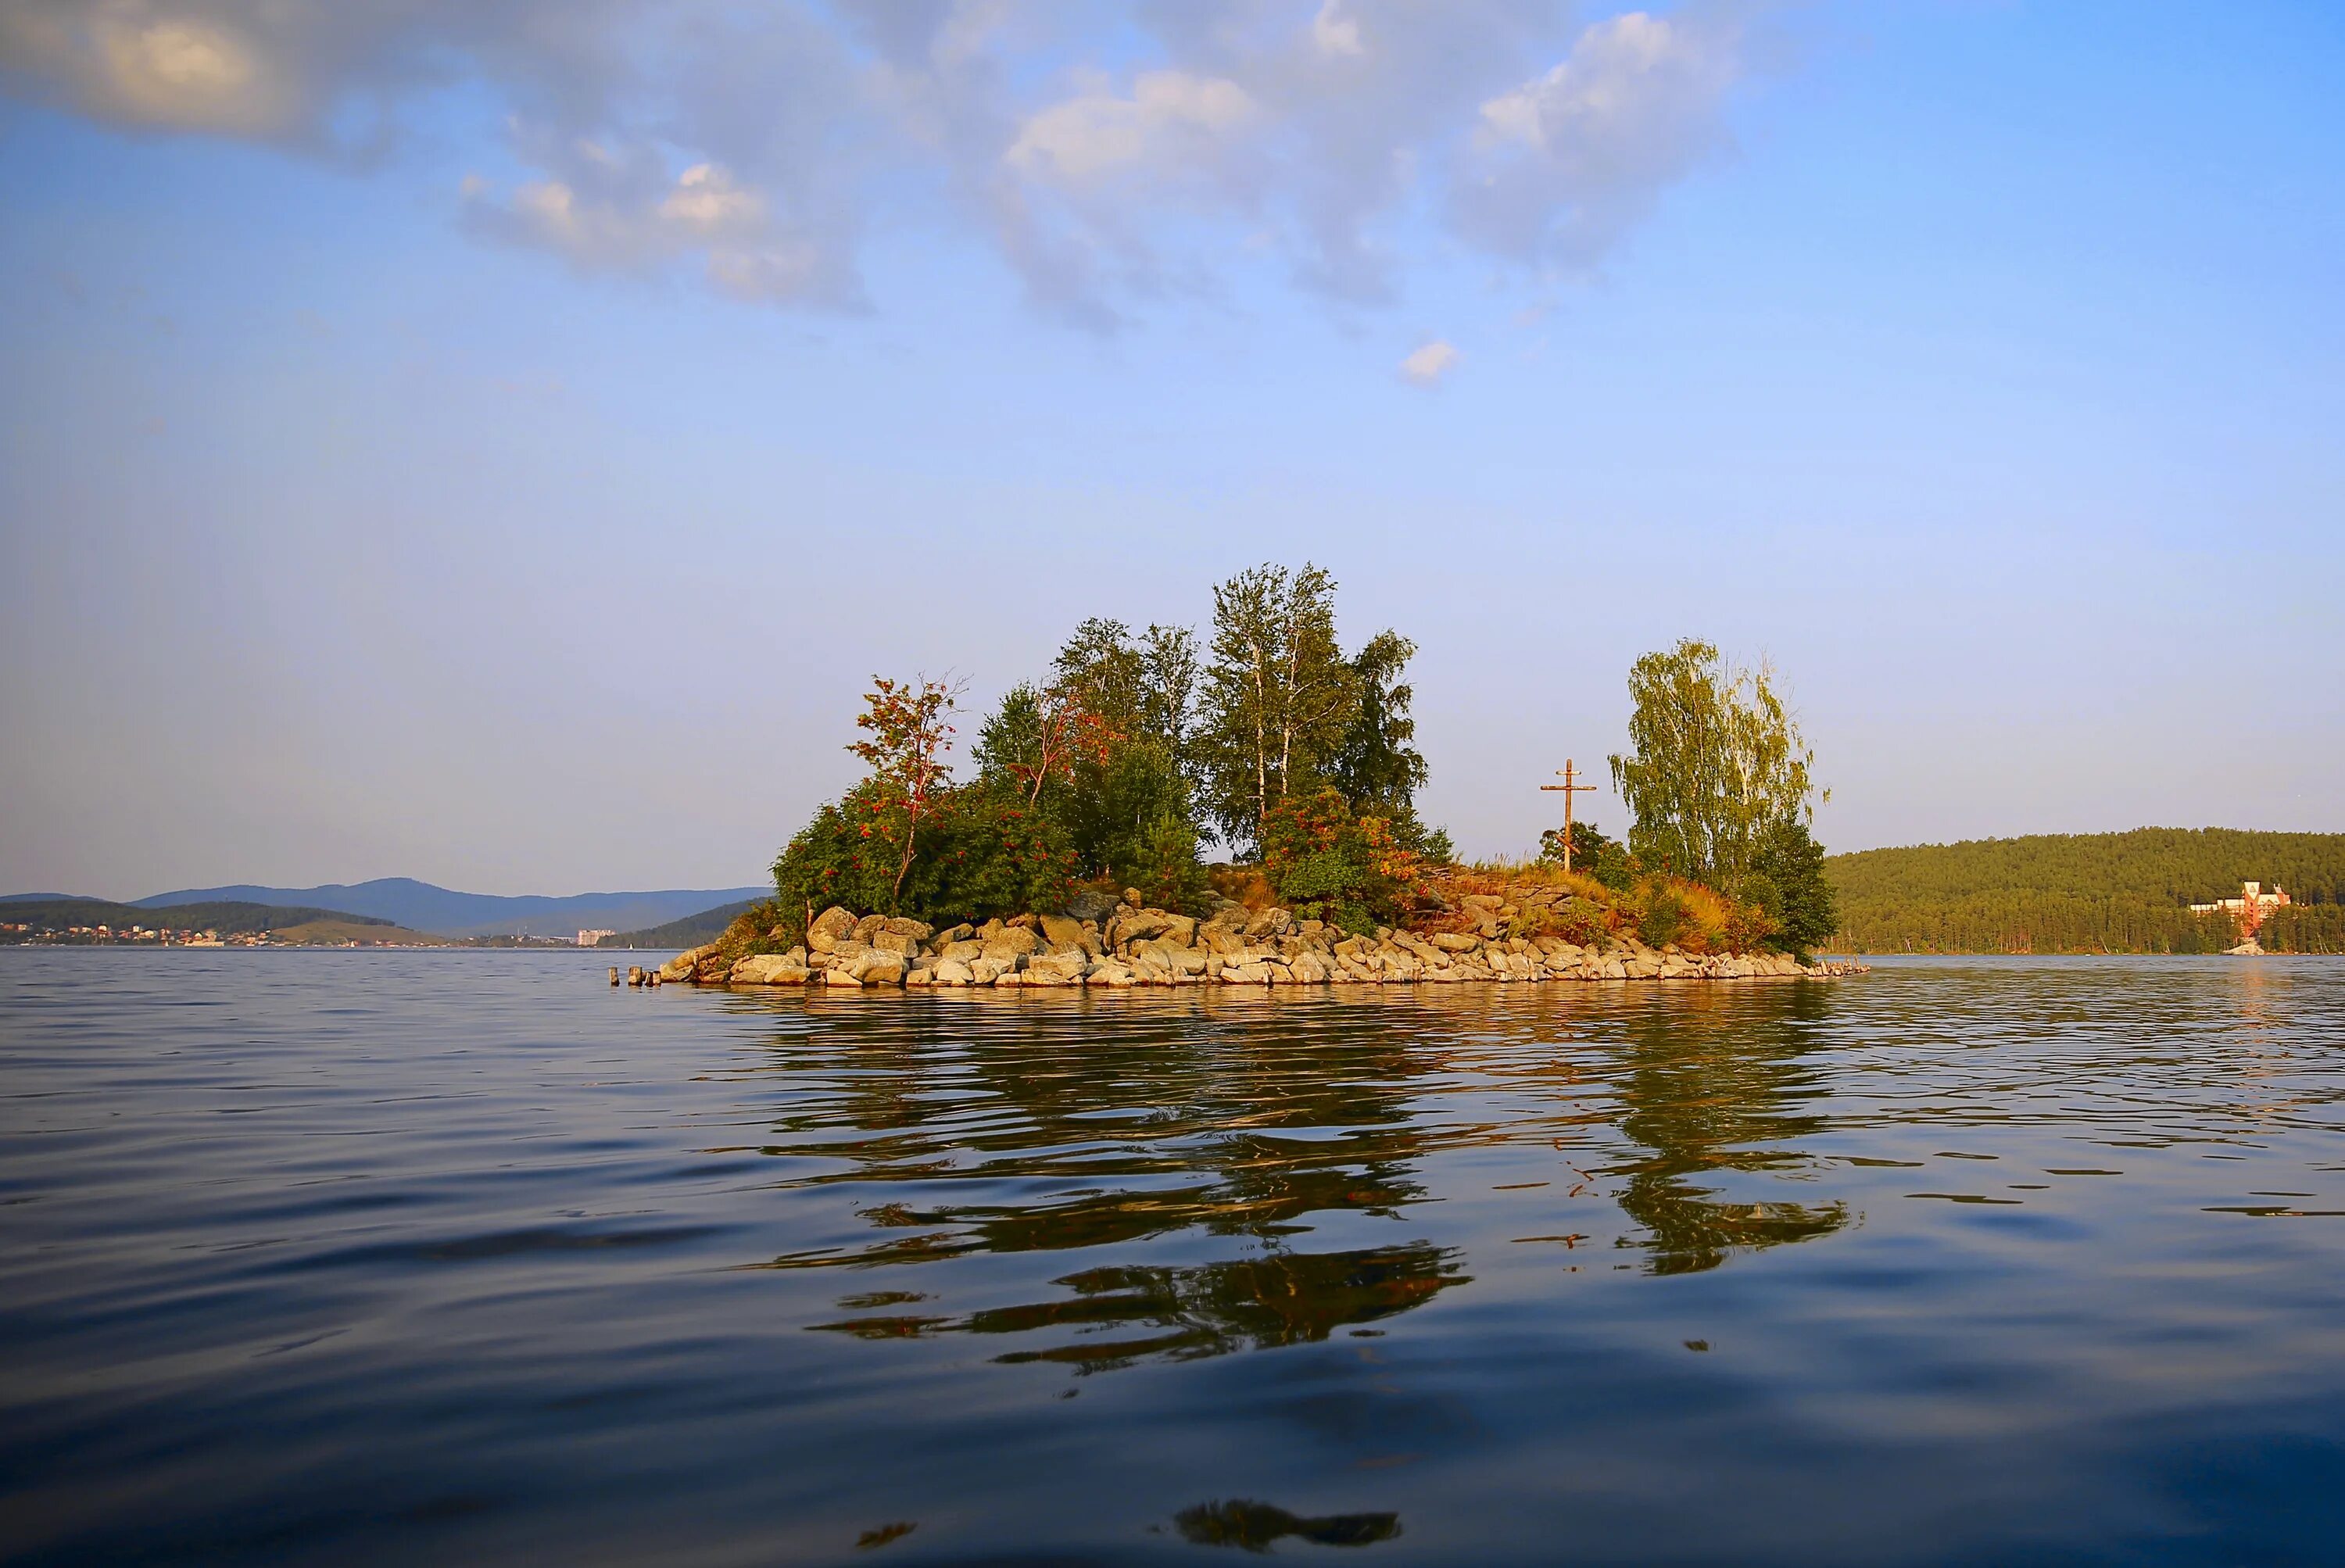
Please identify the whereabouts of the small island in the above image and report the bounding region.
[643,563,1850,993]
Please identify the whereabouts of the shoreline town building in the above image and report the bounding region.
[2189,882,2291,921]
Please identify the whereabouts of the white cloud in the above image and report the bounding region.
[660,164,764,235]
[1459,9,1748,267]
[1401,338,1460,385]
[0,1,1778,324]
[1312,2,1366,59]
[1009,70,1255,184]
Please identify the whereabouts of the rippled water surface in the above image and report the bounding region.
[5,950,2345,1564]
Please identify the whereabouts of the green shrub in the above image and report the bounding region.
[1636,880,1688,949]
[1119,811,1214,915]
[772,779,1079,935]
[1258,788,1421,933]
[907,784,1081,926]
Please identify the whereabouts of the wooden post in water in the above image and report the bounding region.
[1541,760,1598,873]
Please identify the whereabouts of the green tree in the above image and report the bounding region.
[1327,629,1427,815]
[1745,818,1839,957]
[1138,622,1201,786]
[1200,563,1359,854]
[1540,819,1632,889]
[976,621,1212,897]
[1051,617,1147,732]
[1609,639,1820,885]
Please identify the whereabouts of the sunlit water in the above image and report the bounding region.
[4,950,2343,1564]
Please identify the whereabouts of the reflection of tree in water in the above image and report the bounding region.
[812,1240,1462,1371]
[744,997,1469,1367]
[1604,983,1850,1274]
[1175,1498,1402,1551]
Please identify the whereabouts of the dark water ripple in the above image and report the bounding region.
[3,949,2344,1564]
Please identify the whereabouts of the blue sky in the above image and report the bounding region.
[2,1,2340,898]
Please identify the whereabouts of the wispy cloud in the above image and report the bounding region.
[0,2,1778,326]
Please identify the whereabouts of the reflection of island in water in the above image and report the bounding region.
[742,983,1853,1363]
[1604,984,1851,1274]
[813,1243,1459,1369]
[1175,1498,1401,1551]
[751,1004,1472,1367]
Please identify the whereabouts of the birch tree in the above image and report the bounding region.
[1200,564,1358,854]
[1608,639,1819,884]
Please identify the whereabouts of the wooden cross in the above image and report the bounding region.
[1541,759,1597,872]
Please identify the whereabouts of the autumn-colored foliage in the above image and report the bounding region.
[848,675,962,906]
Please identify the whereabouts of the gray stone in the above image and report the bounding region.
[1064,889,1119,925]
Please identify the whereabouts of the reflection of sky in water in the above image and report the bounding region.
[5,952,2345,1563]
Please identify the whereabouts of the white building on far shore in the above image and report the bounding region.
[2189,882,2290,918]
[577,929,617,947]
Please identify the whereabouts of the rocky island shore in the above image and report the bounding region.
[643,881,1856,991]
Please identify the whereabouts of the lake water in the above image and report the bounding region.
[4,950,2343,1564]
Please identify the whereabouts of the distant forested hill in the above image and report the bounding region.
[1826,829,2345,954]
[0,897,431,943]
[596,900,758,950]
[133,878,768,939]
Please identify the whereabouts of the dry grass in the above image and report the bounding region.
[1207,865,1280,911]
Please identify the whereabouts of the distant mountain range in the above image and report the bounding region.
[4,878,768,940]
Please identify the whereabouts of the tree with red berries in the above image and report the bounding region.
[848,675,965,907]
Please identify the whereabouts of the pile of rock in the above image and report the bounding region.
[654,892,1830,990]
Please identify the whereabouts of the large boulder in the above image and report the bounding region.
[932,958,975,986]
[806,907,857,954]
[870,929,922,957]
[657,945,711,983]
[1038,914,1087,953]
[849,948,908,986]
[730,953,811,985]
[941,939,986,964]
[1024,951,1087,986]
[1199,923,1247,957]
[1111,910,1171,948]
[1430,933,1480,954]
[1064,888,1119,924]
